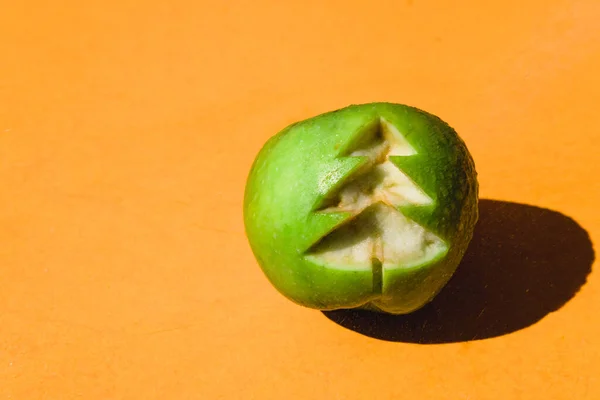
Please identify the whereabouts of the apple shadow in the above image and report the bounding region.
[322,199,595,343]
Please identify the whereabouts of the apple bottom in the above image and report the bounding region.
[261,247,460,315]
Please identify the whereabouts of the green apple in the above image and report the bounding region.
[243,102,478,314]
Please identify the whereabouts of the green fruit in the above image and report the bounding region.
[243,102,478,315]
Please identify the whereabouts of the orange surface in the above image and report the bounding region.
[1,0,599,398]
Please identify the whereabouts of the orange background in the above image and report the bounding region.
[1,0,599,398]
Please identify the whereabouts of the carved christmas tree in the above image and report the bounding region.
[305,117,448,286]
[245,103,478,313]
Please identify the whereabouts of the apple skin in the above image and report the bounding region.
[243,102,478,314]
